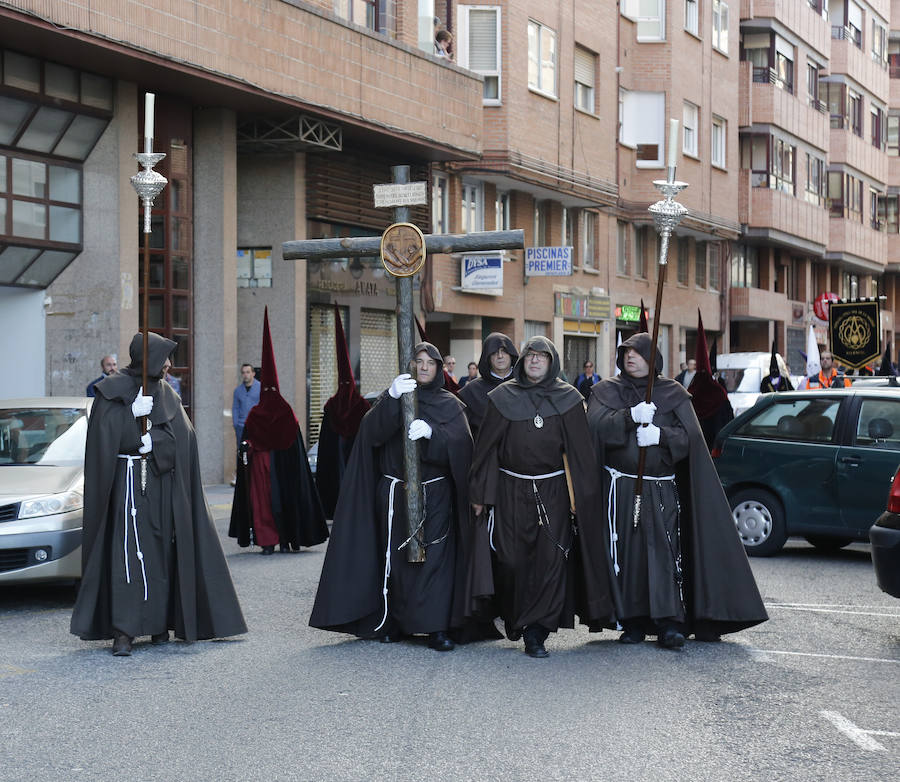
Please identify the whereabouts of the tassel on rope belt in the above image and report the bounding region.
[603,466,675,578]
[498,467,571,558]
[373,474,447,634]
[117,454,148,601]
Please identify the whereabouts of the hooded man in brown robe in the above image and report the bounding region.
[587,333,767,650]
[469,336,617,658]
[457,332,518,440]
[71,332,247,655]
[310,342,483,652]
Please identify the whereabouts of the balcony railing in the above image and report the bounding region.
[832,25,862,48]
[752,67,793,94]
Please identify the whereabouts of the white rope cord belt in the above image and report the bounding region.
[498,467,570,558]
[117,455,148,601]
[373,474,446,634]
[604,466,675,577]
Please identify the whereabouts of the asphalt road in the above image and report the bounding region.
[1,486,898,782]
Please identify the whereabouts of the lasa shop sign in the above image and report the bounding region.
[461,254,504,290]
[525,246,573,276]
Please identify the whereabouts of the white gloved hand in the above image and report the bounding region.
[630,401,657,424]
[388,373,417,399]
[636,423,661,448]
[138,432,153,454]
[408,419,433,441]
[131,386,154,418]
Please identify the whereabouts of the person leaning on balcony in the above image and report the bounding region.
[434,29,453,60]
[798,351,851,389]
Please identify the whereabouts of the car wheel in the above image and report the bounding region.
[804,536,853,552]
[730,488,787,556]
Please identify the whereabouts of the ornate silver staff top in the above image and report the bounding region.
[648,178,689,265]
[131,146,168,234]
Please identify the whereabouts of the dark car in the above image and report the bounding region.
[870,467,900,598]
[711,383,900,556]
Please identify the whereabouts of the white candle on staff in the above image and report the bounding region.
[667,118,679,171]
[144,93,155,145]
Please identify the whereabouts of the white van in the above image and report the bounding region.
[715,352,798,418]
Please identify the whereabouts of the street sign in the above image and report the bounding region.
[525,246,573,276]
[461,253,503,291]
[380,222,426,277]
[373,181,428,208]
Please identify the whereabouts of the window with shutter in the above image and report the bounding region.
[459,6,502,104]
[574,46,595,113]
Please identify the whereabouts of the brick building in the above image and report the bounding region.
[2,0,900,481]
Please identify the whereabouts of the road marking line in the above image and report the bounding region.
[867,731,900,737]
[0,664,36,679]
[746,648,900,665]
[766,600,893,609]
[821,711,888,752]
[768,606,900,618]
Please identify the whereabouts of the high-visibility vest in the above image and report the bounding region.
[806,369,851,389]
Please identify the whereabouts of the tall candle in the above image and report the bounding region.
[667,118,679,170]
[144,93,155,143]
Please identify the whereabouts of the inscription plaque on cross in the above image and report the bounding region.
[284,165,524,562]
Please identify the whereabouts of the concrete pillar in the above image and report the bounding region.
[235,151,308,439]
[193,107,237,483]
[43,80,138,396]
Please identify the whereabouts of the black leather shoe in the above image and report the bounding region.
[693,630,721,643]
[524,639,549,658]
[618,627,646,644]
[657,628,686,650]
[151,631,170,645]
[428,631,455,652]
[112,632,133,656]
[260,545,275,555]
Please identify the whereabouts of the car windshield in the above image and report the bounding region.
[719,367,761,393]
[0,407,87,466]
[734,398,841,442]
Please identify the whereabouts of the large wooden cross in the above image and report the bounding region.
[283,165,524,562]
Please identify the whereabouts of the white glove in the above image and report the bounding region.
[138,432,153,454]
[408,419,433,441]
[630,401,657,424]
[636,423,661,448]
[388,373,417,399]
[131,386,153,418]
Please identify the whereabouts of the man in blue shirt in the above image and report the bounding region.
[86,355,118,397]
[232,363,260,484]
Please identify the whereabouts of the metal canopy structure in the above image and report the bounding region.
[236,115,342,153]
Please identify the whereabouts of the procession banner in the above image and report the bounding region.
[829,299,881,370]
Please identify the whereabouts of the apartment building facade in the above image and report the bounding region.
[736,0,897,367]
[4,0,900,482]
[0,0,483,479]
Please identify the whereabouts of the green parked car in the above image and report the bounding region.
[711,383,900,556]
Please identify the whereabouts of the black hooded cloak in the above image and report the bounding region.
[71,333,247,642]
[310,342,485,639]
[468,336,618,639]
[587,333,767,637]
[458,332,518,439]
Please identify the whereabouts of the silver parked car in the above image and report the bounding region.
[0,398,90,585]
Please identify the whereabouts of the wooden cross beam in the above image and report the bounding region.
[283,229,525,262]
[283,167,524,563]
